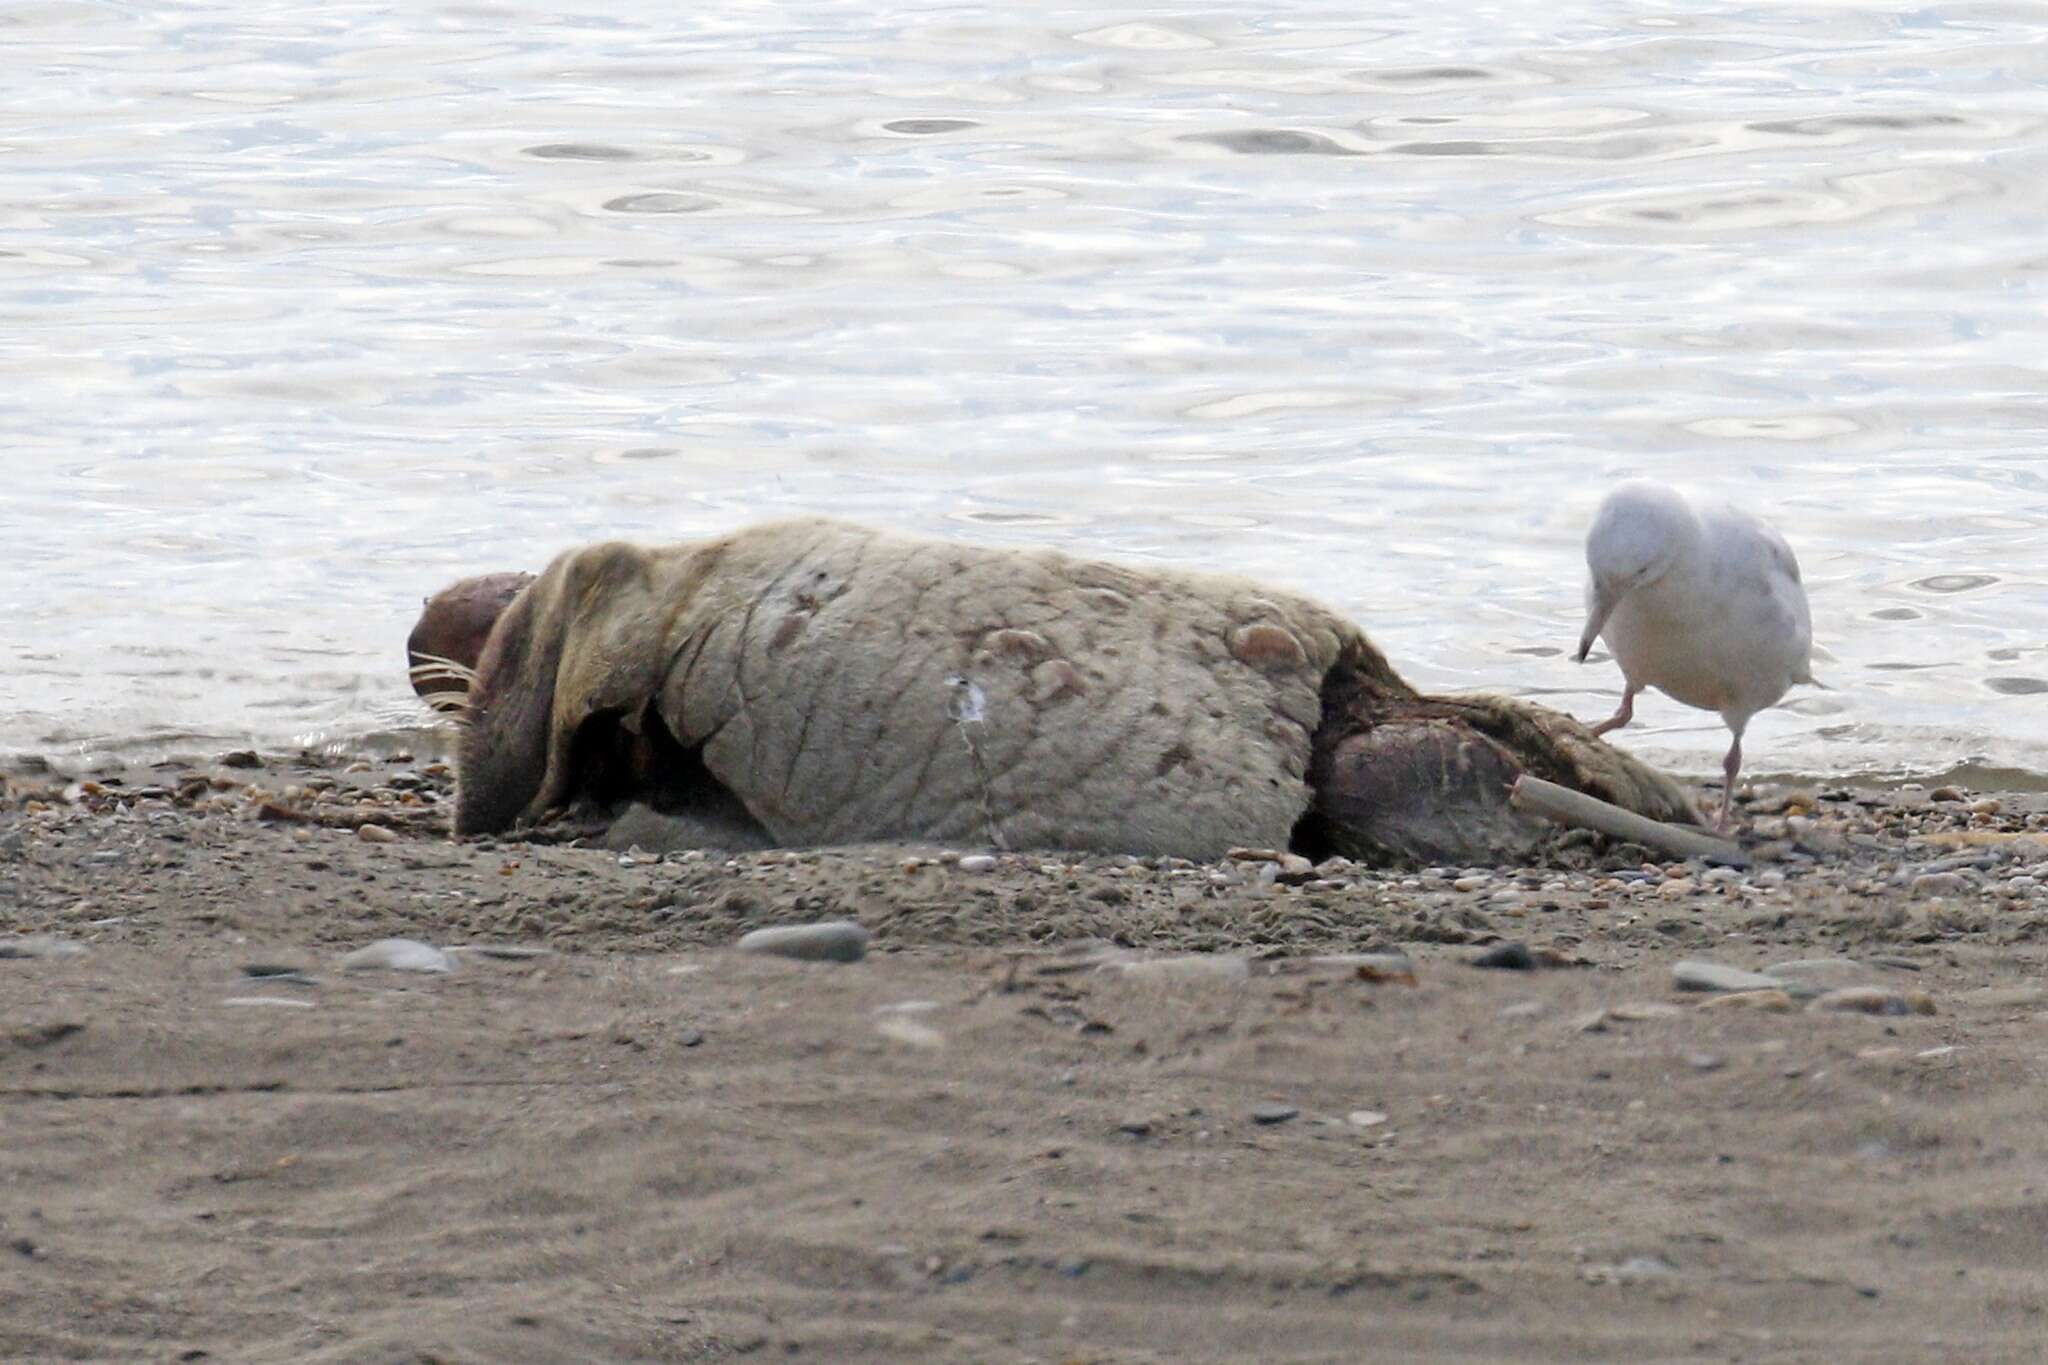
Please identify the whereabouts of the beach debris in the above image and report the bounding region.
[874,1016,944,1049]
[736,920,870,963]
[1695,989,1796,1013]
[1471,942,1535,971]
[340,938,456,974]
[1105,954,1251,985]
[1810,987,1937,1016]
[0,935,87,960]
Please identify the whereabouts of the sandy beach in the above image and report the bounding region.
[5,751,2048,1362]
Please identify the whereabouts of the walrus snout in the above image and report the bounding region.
[406,571,535,704]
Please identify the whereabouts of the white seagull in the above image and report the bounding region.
[1575,480,1817,830]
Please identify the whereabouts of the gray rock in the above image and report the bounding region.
[0,935,87,960]
[1250,1102,1299,1125]
[956,854,999,873]
[736,920,870,963]
[1672,960,1783,993]
[340,938,456,974]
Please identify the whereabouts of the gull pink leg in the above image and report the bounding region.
[1589,685,1637,738]
[1717,731,1743,832]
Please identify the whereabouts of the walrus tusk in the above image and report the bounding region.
[1509,775,1749,867]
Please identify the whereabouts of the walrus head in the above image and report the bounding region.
[449,540,718,837]
[406,572,535,708]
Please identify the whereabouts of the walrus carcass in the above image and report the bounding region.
[413,518,1699,865]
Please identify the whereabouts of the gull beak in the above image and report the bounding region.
[1576,586,1618,663]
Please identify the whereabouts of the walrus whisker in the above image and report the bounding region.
[407,653,479,688]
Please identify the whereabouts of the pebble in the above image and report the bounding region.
[1250,1102,1299,1126]
[1695,989,1796,1013]
[1910,872,1973,899]
[340,938,456,974]
[1471,942,1535,971]
[0,935,88,960]
[956,854,998,874]
[1810,987,1937,1016]
[1118,1118,1154,1137]
[736,921,870,963]
[1346,1109,1389,1128]
[1672,960,1782,993]
[221,996,317,1009]
[355,824,399,844]
[1498,1000,1547,1020]
[1684,1051,1726,1072]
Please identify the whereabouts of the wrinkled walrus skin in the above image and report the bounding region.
[450,518,1701,864]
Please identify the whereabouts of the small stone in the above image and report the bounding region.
[1970,798,2002,815]
[1929,785,1965,802]
[1684,1051,1726,1072]
[1911,872,1972,899]
[1250,1102,1299,1126]
[1118,1118,1154,1137]
[1498,1000,1547,1020]
[1453,875,1490,892]
[340,938,456,974]
[1810,987,1937,1016]
[1471,942,1534,971]
[355,824,399,844]
[221,996,317,1009]
[0,935,87,960]
[737,921,869,963]
[220,750,262,769]
[1573,1009,1612,1033]
[956,854,998,873]
[1672,960,1782,993]
[1657,878,1697,899]
[1346,1109,1389,1128]
[1695,989,1796,1013]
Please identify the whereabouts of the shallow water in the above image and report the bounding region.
[3,0,2046,782]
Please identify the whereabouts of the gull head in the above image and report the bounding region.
[1576,480,1697,662]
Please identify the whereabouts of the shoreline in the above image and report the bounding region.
[6,750,2048,1359]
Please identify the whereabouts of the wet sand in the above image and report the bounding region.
[5,753,2048,1362]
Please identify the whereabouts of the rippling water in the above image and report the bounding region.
[4,1,2047,783]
